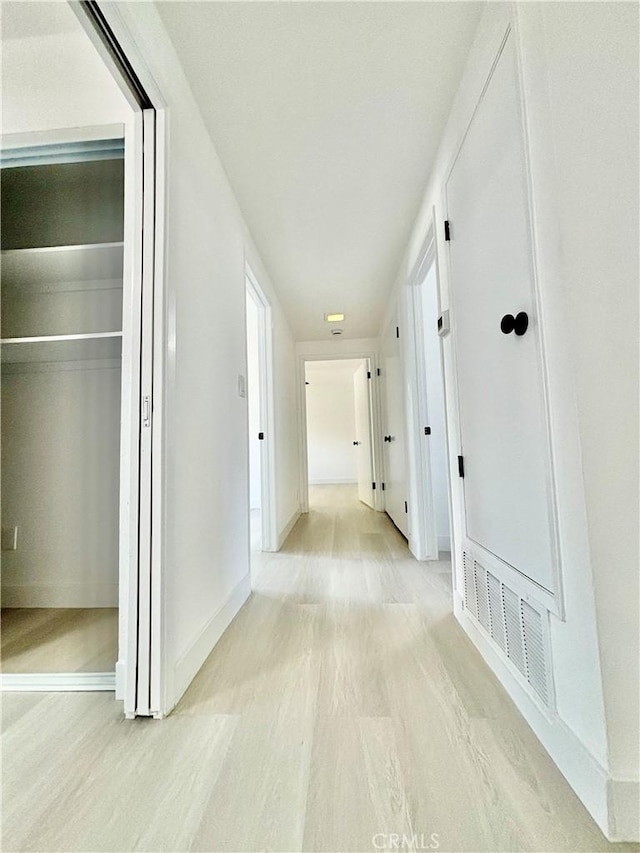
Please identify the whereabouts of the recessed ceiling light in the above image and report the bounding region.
[325,313,345,323]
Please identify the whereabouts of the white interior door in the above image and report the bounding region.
[353,363,374,508]
[446,31,556,591]
[382,320,409,537]
[419,263,451,552]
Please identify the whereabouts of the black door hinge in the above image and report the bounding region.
[444,220,451,241]
[404,500,408,513]
[396,326,400,338]
[381,482,386,491]
[258,432,264,440]
[424,426,431,436]
[367,370,371,379]
[458,455,465,478]
[372,482,376,490]
[376,368,381,376]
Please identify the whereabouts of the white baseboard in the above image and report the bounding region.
[171,573,251,712]
[308,478,358,485]
[608,777,640,842]
[438,535,451,552]
[278,507,301,549]
[455,597,638,842]
[1,583,118,608]
[1,672,115,692]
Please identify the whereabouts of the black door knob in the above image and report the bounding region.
[353,441,361,446]
[384,435,390,442]
[500,311,529,336]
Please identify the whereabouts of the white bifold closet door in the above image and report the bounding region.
[445,30,556,592]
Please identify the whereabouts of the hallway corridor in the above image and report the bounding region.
[2,487,634,852]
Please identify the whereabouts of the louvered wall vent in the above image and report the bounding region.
[462,551,552,708]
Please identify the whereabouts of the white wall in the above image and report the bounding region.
[0,14,130,133]
[102,2,301,712]
[1,367,121,607]
[539,0,639,822]
[382,2,638,840]
[305,360,359,484]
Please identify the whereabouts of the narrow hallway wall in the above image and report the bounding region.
[380,2,639,839]
[102,3,300,713]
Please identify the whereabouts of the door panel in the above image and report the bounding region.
[446,32,555,591]
[382,320,409,537]
[353,364,374,508]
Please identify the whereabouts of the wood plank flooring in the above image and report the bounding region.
[2,485,636,852]
[1,607,118,673]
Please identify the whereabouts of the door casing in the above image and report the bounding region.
[245,265,278,554]
[297,350,383,515]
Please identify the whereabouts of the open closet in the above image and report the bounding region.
[1,139,125,675]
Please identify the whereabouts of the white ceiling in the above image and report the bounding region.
[158,2,482,342]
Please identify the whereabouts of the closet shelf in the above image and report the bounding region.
[1,332,123,365]
[1,242,124,291]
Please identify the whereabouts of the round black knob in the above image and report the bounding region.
[500,314,515,334]
[353,441,361,446]
[513,311,529,336]
[501,312,529,336]
[384,435,390,442]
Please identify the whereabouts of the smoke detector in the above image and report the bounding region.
[331,328,343,336]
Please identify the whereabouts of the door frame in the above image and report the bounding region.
[353,362,376,509]
[245,265,278,553]
[403,220,454,561]
[297,351,383,514]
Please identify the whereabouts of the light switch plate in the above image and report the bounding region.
[2,526,18,551]
[237,374,246,398]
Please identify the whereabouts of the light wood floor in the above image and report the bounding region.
[1,607,118,673]
[2,486,636,852]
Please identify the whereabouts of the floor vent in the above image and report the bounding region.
[462,551,552,708]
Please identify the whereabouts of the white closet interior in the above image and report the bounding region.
[1,140,125,674]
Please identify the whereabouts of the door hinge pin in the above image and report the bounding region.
[444,220,451,241]
[458,455,465,478]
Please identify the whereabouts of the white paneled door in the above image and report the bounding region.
[353,363,374,509]
[445,30,556,593]
[381,320,409,538]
